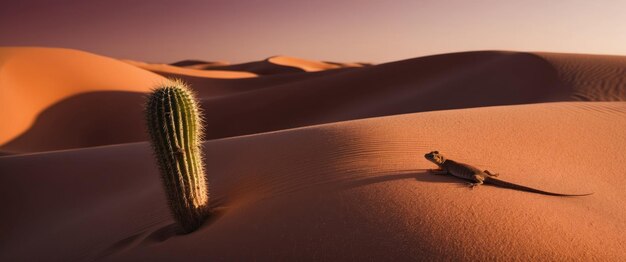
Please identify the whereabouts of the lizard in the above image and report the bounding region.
[424,151,593,196]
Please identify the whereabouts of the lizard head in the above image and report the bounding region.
[424,151,446,166]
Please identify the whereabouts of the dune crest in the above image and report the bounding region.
[123,59,257,79]
[268,55,363,72]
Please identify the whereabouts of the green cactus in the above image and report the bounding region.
[145,79,209,233]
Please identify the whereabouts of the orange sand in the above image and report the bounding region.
[268,55,362,72]
[1,47,625,261]
[0,48,165,150]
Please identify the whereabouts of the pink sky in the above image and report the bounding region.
[1,0,625,63]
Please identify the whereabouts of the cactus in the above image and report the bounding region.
[145,79,209,233]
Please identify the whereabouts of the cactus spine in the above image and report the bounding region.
[145,80,209,233]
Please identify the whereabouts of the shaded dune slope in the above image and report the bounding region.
[1,102,624,261]
[537,52,626,101]
[168,56,364,74]
[0,47,165,148]
[198,51,571,140]
[126,55,356,79]
[153,67,358,98]
[205,57,306,75]
[123,60,257,79]
[170,59,229,69]
[141,56,367,96]
[0,92,147,153]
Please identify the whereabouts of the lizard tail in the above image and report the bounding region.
[484,177,594,197]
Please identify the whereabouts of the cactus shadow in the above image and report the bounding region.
[95,232,148,260]
[143,199,229,243]
[143,223,180,243]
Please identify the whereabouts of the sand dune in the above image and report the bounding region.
[150,51,626,142]
[196,57,307,75]
[1,47,625,260]
[130,56,367,99]
[169,56,364,74]
[0,47,165,151]
[4,50,626,153]
[537,52,626,101]
[196,51,572,140]
[267,55,363,72]
[123,59,257,79]
[1,102,624,261]
[136,55,363,78]
[170,60,230,69]
[141,66,358,98]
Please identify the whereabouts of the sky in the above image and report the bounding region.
[1,0,626,63]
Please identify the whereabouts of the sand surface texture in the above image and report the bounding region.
[1,47,625,261]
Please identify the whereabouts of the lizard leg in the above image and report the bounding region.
[467,174,485,189]
[428,168,448,175]
[484,170,499,177]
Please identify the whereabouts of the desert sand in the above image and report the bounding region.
[1,47,625,261]
[0,47,165,153]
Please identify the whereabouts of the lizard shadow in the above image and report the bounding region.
[339,169,468,190]
[413,170,470,186]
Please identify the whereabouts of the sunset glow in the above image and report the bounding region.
[2,0,626,63]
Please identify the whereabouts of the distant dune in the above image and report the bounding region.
[0,47,624,261]
[267,55,363,72]
[123,59,258,79]
[169,59,230,69]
